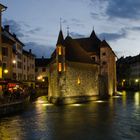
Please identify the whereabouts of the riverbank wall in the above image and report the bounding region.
[0,97,29,117]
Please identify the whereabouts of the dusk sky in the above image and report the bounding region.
[1,0,140,58]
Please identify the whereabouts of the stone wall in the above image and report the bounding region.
[0,97,29,117]
[65,62,99,96]
[48,63,59,99]
[100,47,116,96]
[48,61,99,104]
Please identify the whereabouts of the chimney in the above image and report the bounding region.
[4,25,10,32]
[29,49,32,53]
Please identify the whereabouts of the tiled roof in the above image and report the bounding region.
[74,30,101,53]
[23,49,36,57]
[64,36,97,64]
[2,27,24,46]
[50,29,115,64]
[2,33,15,45]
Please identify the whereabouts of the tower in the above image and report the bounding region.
[100,40,117,96]
[56,29,65,74]
[48,29,66,104]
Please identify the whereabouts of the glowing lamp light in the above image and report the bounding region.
[122,79,126,82]
[4,69,8,74]
[113,96,120,98]
[42,103,53,107]
[77,77,81,85]
[95,100,105,103]
[42,79,45,82]
[135,79,139,83]
[12,60,16,64]
[37,75,43,80]
[70,104,82,107]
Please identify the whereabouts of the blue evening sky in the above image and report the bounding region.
[1,0,140,58]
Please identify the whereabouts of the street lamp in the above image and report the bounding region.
[12,60,16,64]
[135,79,139,83]
[4,69,8,74]
[37,75,43,80]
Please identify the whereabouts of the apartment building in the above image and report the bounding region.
[2,25,24,81]
[35,57,50,81]
[117,54,140,90]
[1,25,36,82]
[23,49,35,81]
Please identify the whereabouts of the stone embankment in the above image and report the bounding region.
[0,96,30,117]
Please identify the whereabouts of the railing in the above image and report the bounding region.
[0,91,29,106]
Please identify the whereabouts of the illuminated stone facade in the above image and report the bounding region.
[48,30,117,104]
[1,25,35,81]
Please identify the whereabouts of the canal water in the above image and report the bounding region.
[0,91,140,140]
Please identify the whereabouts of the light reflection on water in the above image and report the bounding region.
[0,91,140,140]
[134,92,140,106]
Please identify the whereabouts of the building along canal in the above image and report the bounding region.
[0,91,140,140]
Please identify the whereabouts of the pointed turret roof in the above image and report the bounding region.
[90,29,97,38]
[56,30,64,45]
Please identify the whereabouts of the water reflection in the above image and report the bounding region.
[121,91,127,107]
[0,91,140,140]
[70,103,83,106]
[134,92,140,106]
[0,116,25,140]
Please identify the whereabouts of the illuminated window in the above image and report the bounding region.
[58,63,62,72]
[77,77,81,85]
[58,47,62,55]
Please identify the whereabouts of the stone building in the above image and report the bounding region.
[2,25,24,81]
[117,54,140,90]
[35,57,50,88]
[1,25,36,82]
[1,27,15,80]
[22,49,35,82]
[48,29,116,104]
